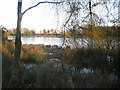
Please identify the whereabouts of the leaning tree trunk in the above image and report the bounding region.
[14,0,22,60]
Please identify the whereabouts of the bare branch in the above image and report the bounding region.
[64,12,72,27]
[22,1,64,16]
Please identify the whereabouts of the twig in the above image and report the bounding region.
[22,1,64,15]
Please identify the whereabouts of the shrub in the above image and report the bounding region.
[2,41,15,59]
[21,45,46,63]
[63,47,114,73]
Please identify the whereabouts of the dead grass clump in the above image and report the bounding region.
[21,45,46,63]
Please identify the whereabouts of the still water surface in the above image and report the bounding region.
[8,37,64,46]
[8,37,88,48]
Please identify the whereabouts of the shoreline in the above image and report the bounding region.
[7,35,82,38]
[7,35,63,38]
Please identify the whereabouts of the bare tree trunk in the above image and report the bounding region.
[14,0,22,60]
[89,0,93,48]
[12,0,22,80]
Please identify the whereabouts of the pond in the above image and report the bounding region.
[8,37,64,46]
[8,37,88,48]
[8,36,118,48]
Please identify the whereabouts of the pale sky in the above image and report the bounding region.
[0,0,119,33]
[0,0,66,33]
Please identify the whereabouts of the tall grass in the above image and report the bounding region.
[2,41,119,88]
[21,45,46,63]
[2,41,46,63]
[2,41,47,88]
[63,47,118,74]
[62,47,119,88]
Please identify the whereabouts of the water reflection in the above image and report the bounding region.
[8,37,90,49]
[8,37,118,49]
[8,37,64,46]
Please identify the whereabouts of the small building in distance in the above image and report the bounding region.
[0,25,8,41]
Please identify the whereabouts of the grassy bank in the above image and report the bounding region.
[2,40,119,88]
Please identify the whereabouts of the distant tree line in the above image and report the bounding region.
[3,25,120,39]
[6,28,35,36]
[21,28,35,36]
[61,25,119,39]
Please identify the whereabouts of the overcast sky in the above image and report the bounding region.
[0,0,119,33]
[0,0,66,33]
